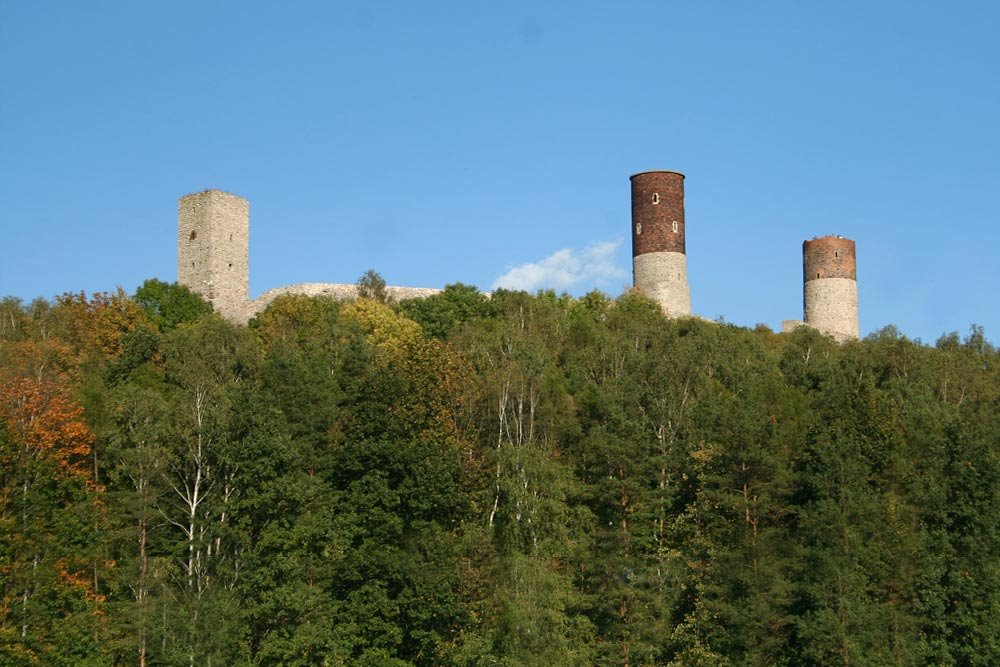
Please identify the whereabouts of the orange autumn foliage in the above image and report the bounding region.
[0,377,94,479]
[0,339,76,384]
[0,291,153,386]
[54,289,151,363]
[55,559,106,603]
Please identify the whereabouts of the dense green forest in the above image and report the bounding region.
[1,278,998,666]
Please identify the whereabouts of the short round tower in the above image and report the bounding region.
[802,235,859,341]
[630,170,691,316]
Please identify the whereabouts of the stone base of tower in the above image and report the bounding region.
[804,278,859,341]
[633,251,691,317]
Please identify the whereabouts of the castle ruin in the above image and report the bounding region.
[177,189,439,323]
[178,175,859,340]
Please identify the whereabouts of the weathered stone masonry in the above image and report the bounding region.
[178,190,250,321]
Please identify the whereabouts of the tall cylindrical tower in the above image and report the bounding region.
[802,235,859,341]
[630,170,691,317]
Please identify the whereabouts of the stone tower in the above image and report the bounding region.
[802,235,859,341]
[177,189,250,322]
[631,170,691,316]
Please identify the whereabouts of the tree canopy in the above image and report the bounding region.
[1,281,998,665]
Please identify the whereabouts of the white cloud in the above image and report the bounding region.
[492,240,626,292]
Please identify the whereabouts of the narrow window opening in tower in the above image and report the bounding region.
[816,272,821,279]
[635,223,642,235]
[189,230,197,240]
[652,193,660,205]
[672,220,678,233]
[192,262,195,268]
[834,251,839,258]
[229,263,233,269]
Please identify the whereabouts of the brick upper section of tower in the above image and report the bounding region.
[803,236,856,282]
[631,171,686,257]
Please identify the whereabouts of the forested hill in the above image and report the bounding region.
[2,279,998,666]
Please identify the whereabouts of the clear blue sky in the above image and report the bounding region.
[2,1,998,343]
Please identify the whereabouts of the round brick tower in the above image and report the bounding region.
[802,235,859,340]
[630,170,691,317]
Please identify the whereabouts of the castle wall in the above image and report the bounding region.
[631,170,691,316]
[252,283,442,314]
[178,190,249,322]
[781,319,806,333]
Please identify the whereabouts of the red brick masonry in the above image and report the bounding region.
[631,171,686,257]
[803,236,856,282]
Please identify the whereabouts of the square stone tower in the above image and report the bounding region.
[177,190,249,322]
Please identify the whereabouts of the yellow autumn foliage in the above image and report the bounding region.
[340,298,422,353]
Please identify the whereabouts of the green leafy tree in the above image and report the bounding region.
[133,279,213,333]
[398,283,494,339]
[357,269,391,304]
[0,378,109,665]
[122,315,259,665]
[456,290,596,665]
